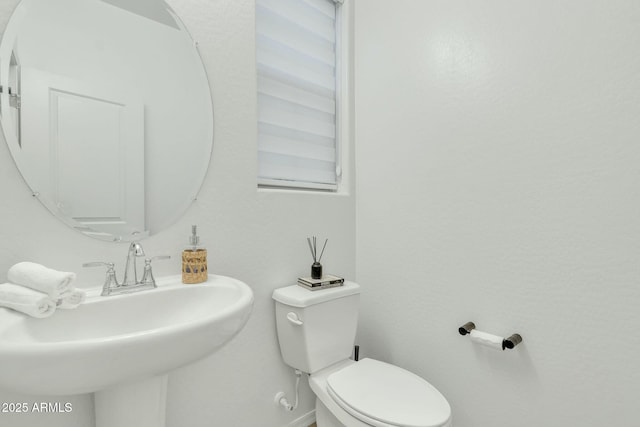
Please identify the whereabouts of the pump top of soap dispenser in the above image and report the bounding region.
[189,225,200,250]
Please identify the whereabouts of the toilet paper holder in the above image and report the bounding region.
[458,321,523,350]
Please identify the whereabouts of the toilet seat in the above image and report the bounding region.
[326,359,451,427]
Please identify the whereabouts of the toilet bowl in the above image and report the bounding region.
[272,282,452,427]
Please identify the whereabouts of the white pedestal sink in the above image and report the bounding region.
[0,274,253,427]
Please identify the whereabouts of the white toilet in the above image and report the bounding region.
[273,281,452,427]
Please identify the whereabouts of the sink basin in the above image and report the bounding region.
[0,274,254,396]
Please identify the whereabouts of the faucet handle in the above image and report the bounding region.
[83,261,114,268]
[83,262,119,296]
[141,256,171,287]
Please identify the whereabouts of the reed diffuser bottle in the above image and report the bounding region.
[307,236,327,279]
[182,225,207,284]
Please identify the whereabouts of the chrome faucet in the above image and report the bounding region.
[123,242,145,286]
[83,242,170,296]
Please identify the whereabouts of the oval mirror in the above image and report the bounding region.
[0,0,213,242]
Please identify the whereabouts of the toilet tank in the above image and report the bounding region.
[272,282,360,374]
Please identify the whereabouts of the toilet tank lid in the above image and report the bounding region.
[272,281,360,307]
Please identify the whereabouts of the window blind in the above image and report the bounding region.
[256,0,340,190]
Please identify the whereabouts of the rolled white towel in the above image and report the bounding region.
[57,289,86,309]
[0,283,56,318]
[7,262,76,299]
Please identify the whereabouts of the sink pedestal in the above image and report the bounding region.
[94,375,168,427]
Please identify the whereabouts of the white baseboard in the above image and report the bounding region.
[287,409,316,427]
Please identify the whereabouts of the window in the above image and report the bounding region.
[256,0,343,190]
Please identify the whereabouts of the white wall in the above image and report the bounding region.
[0,0,355,426]
[355,1,640,426]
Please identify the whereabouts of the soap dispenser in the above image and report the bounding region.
[182,225,208,284]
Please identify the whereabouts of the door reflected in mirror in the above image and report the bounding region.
[0,0,213,241]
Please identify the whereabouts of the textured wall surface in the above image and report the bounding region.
[4,0,639,426]
[0,0,355,426]
[354,1,640,426]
